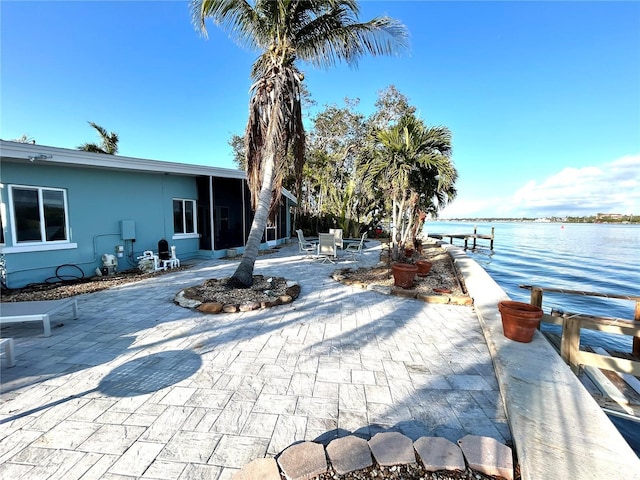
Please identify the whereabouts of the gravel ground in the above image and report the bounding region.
[315,463,515,480]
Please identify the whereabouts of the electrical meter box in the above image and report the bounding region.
[121,220,136,240]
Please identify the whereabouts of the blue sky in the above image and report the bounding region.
[2,1,639,219]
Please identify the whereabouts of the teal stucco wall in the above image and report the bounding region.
[1,161,204,288]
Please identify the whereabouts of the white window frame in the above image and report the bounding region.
[172,198,199,239]
[3,184,77,253]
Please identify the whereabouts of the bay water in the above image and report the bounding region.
[426,221,640,455]
[426,221,639,351]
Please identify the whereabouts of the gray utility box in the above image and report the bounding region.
[121,220,136,240]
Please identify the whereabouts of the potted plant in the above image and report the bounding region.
[498,300,543,343]
[415,260,432,277]
[391,261,418,288]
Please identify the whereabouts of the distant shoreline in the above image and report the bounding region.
[435,216,639,224]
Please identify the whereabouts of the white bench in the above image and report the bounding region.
[0,338,15,367]
[0,298,78,337]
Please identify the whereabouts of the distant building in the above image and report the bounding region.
[596,213,624,220]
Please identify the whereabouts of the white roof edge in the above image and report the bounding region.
[0,140,297,203]
[0,140,245,179]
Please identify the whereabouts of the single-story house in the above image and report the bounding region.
[0,140,297,289]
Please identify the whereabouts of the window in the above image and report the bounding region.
[9,185,69,244]
[173,199,197,235]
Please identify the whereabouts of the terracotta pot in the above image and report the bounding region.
[404,248,414,258]
[415,260,432,277]
[391,263,418,289]
[498,300,543,343]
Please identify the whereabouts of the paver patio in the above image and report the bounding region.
[0,240,509,479]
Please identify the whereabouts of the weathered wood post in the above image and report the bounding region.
[530,287,544,308]
[530,287,544,330]
[473,225,477,249]
[490,227,495,250]
[561,315,582,373]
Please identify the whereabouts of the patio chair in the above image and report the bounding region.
[316,233,337,264]
[329,228,344,249]
[344,232,367,261]
[297,229,316,258]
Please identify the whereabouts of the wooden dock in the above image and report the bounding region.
[521,284,640,423]
[429,225,495,250]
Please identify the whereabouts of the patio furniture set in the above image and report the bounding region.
[0,297,79,369]
[296,228,367,264]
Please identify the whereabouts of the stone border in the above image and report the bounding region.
[332,270,473,306]
[233,432,513,480]
[173,281,301,314]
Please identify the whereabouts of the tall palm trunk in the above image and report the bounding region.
[230,149,275,286]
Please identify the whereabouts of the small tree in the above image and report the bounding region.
[78,122,119,154]
[363,114,455,259]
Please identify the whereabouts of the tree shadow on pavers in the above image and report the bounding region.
[312,421,441,446]
[98,350,201,396]
[301,301,511,445]
[0,350,201,425]
[0,247,390,420]
[0,274,374,398]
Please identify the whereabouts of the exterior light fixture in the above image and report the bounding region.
[27,154,52,162]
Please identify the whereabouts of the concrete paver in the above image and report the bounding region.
[1,241,510,479]
[326,435,372,474]
[414,436,465,472]
[458,434,513,480]
[368,431,416,466]
[277,441,327,480]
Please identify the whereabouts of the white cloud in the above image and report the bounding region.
[440,154,640,218]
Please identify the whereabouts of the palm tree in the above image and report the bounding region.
[362,114,455,257]
[192,0,408,287]
[78,122,119,154]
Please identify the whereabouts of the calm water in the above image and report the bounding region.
[427,221,640,455]
[426,221,640,351]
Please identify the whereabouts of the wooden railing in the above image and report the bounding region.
[520,285,640,375]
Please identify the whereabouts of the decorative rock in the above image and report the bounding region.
[326,436,373,475]
[285,284,301,299]
[223,304,238,313]
[232,457,281,480]
[261,299,281,308]
[458,435,513,480]
[391,287,418,298]
[368,432,416,466]
[239,301,260,312]
[450,296,474,306]
[279,295,293,304]
[366,284,391,295]
[414,437,465,472]
[198,302,223,314]
[174,290,202,308]
[417,293,450,304]
[277,441,328,480]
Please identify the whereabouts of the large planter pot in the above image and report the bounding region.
[415,260,433,277]
[392,263,418,289]
[498,300,543,343]
[404,248,414,258]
